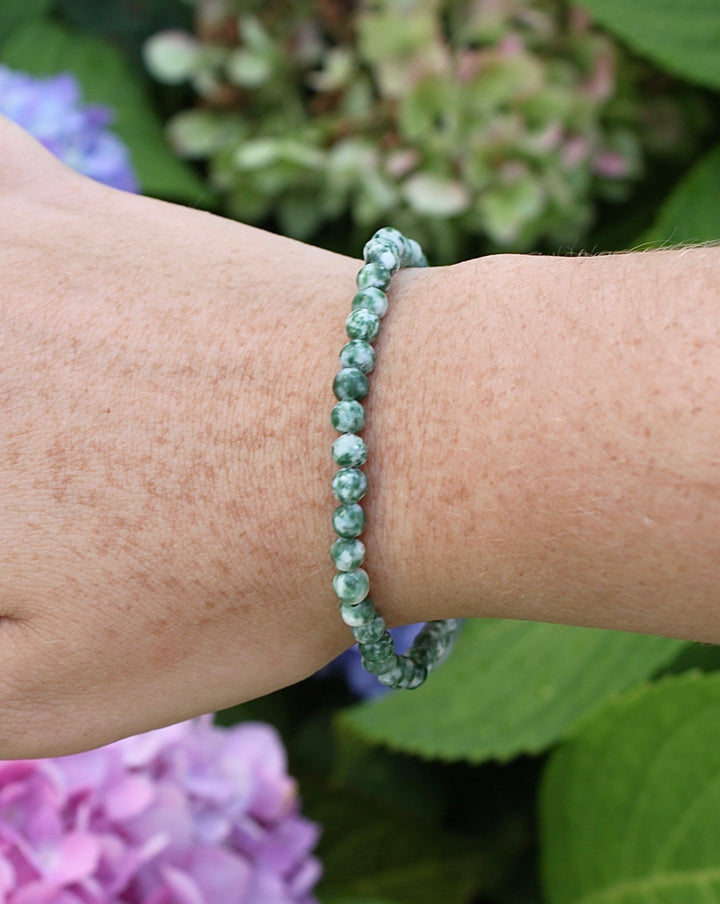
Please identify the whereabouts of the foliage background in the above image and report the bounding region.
[3,1,720,902]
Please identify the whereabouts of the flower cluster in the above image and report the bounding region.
[0,64,138,192]
[144,0,700,261]
[0,717,321,903]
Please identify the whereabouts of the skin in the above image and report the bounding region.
[0,117,718,757]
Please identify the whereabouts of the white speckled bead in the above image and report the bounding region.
[331,537,365,571]
[339,340,376,375]
[340,597,376,627]
[359,638,400,675]
[357,262,391,290]
[332,433,367,468]
[332,467,368,503]
[373,227,406,258]
[333,367,369,401]
[333,503,365,538]
[333,568,370,604]
[331,399,365,433]
[404,237,427,267]
[362,237,400,274]
[351,613,387,644]
[352,287,388,318]
[346,308,380,342]
[375,657,407,687]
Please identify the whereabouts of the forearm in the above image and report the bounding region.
[374,249,720,642]
[2,115,719,756]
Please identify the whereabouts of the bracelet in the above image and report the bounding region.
[330,227,459,690]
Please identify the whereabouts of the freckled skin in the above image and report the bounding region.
[0,117,719,756]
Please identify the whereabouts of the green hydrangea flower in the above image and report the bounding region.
[145,0,705,261]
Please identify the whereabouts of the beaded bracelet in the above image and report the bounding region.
[330,227,459,690]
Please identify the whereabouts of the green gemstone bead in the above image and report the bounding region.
[391,656,427,689]
[376,657,407,687]
[331,399,365,433]
[333,503,364,538]
[359,633,395,663]
[339,340,376,374]
[362,237,400,273]
[332,467,368,503]
[373,227,407,258]
[346,308,380,342]
[351,612,386,644]
[332,433,367,468]
[333,568,370,604]
[362,651,400,676]
[331,537,365,571]
[333,367,369,401]
[340,596,376,627]
[404,237,426,267]
[352,287,388,318]
[357,262,391,290]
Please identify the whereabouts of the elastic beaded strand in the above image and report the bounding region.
[330,227,459,690]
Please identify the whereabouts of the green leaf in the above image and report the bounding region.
[576,0,720,90]
[643,143,720,246]
[541,671,720,904]
[308,785,490,904]
[0,18,212,204]
[0,0,51,44]
[339,619,683,763]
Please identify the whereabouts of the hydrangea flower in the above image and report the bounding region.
[0,64,138,192]
[0,717,321,903]
[144,0,704,261]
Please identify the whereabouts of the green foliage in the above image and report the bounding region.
[644,143,720,245]
[0,0,51,43]
[310,788,489,904]
[0,17,211,204]
[339,620,683,763]
[143,0,708,262]
[541,672,720,904]
[577,0,720,90]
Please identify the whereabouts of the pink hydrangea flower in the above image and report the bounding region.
[0,717,321,903]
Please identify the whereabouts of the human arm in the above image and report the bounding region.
[0,117,719,757]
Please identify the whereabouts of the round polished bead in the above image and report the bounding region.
[373,226,406,258]
[398,659,428,689]
[363,237,400,273]
[352,287,388,318]
[333,367,369,401]
[332,433,368,468]
[359,633,395,663]
[333,503,365,538]
[346,308,380,342]
[331,537,365,571]
[404,237,427,267]
[331,399,365,433]
[339,340,376,375]
[362,651,400,676]
[340,596,376,627]
[332,467,368,503]
[352,613,387,644]
[333,568,370,604]
[376,657,407,687]
[357,262,391,290]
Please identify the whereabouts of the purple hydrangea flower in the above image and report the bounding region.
[327,624,424,699]
[0,64,138,192]
[0,717,321,903]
